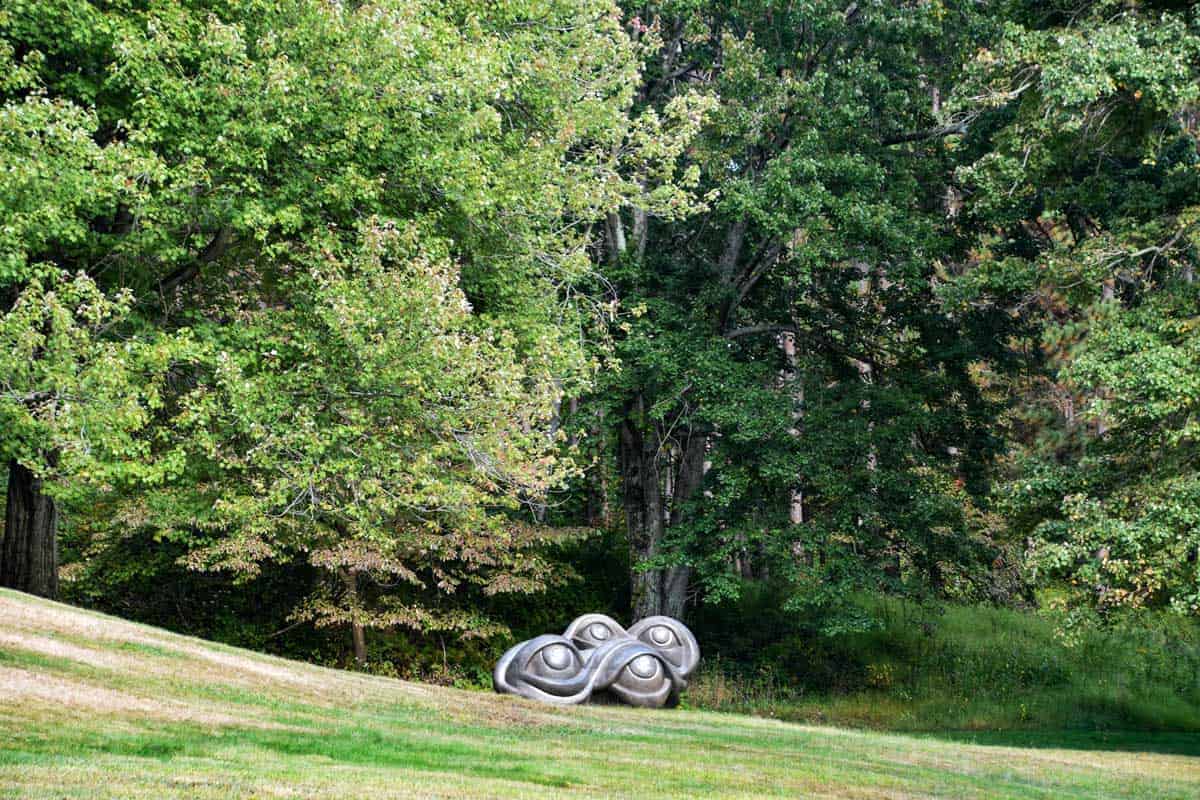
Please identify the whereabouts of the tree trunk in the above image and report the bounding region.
[342,568,367,667]
[662,566,690,620]
[1,459,59,598]
[620,395,707,621]
[606,211,627,265]
[781,331,805,527]
[620,398,665,620]
[631,207,649,262]
[351,619,367,667]
[662,433,706,617]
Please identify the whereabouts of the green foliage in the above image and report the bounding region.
[950,0,1200,615]
[0,272,183,491]
[153,220,582,636]
[5,0,1200,694]
[594,0,1020,624]
[2,0,697,644]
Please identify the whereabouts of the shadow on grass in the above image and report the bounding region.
[917,730,1200,757]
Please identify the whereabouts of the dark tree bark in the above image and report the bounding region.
[620,397,665,620]
[662,433,706,618]
[351,617,367,667]
[2,459,59,598]
[340,567,367,667]
[619,394,707,621]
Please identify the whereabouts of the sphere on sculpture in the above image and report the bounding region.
[542,644,571,671]
[628,654,659,679]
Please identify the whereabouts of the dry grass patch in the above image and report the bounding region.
[0,665,286,729]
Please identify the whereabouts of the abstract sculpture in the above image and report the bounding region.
[493,614,699,708]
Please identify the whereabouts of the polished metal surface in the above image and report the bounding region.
[493,614,699,708]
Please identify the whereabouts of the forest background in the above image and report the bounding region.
[3,0,1200,733]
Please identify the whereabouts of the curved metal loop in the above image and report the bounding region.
[494,614,700,708]
[627,615,700,680]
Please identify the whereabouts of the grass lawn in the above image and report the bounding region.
[0,589,1197,799]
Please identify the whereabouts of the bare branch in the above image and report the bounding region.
[723,323,796,340]
[883,122,968,146]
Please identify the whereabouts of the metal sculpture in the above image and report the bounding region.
[493,614,699,708]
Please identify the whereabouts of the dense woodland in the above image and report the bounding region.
[3,0,1200,720]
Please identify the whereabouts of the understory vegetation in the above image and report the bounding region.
[687,592,1200,733]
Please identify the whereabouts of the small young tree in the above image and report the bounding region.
[160,221,584,661]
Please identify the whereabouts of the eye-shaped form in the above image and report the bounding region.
[525,640,581,677]
[647,625,678,647]
[588,623,613,641]
[563,613,627,650]
[628,616,700,680]
[608,648,674,708]
[627,654,660,678]
[494,635,591,704]
[541,644,573,670]
[495,615,699,708]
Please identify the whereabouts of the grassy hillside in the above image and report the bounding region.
[1,590,1198,799]
[688,594,1200,733]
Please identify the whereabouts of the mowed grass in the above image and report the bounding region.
[0,590,1198,799]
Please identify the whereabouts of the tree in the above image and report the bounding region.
[160,220,587,660]
[2,0,699,657]
[591,1,1011,622]
[0,30,165,597]
[948,0,1200,614]
[0,271,183,597]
